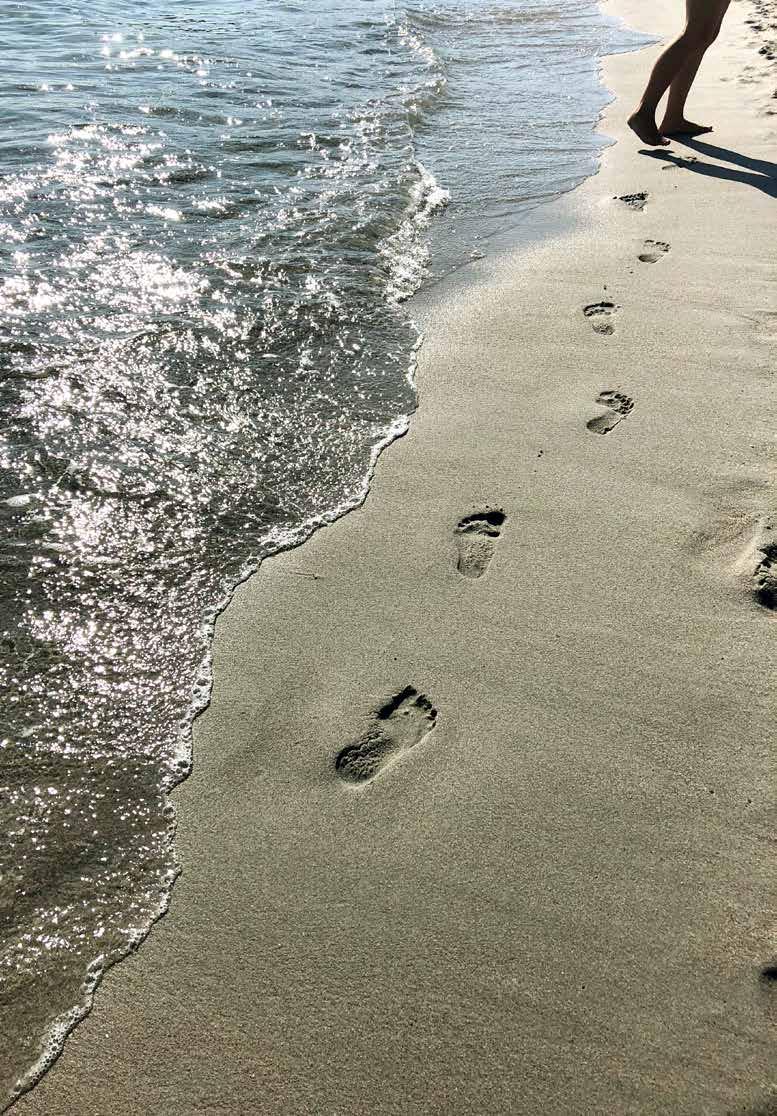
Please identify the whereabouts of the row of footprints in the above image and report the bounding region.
[582,193,670,435]
[333,186,759,790]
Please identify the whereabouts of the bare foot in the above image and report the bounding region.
[660,118,713,137]
[627,109,670,147]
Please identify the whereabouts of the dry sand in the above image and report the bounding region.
[14,0,777,1112]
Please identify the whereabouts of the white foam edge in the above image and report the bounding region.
[379,161,450,305]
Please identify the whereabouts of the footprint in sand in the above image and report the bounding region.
[583,302,619,336]
[639,239,671,263]
[334,687,437,785]
[586,390,635,435]
[454,509,506,579]
[759,963,777,985]
[700,512,777,611]
[753,539,777,609]
[756,310,777,345]
[758,964,777,1029]
[615,191,649,211]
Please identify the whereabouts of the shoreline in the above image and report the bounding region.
[14,0,777,1112]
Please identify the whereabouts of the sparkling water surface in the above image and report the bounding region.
[0,0,644,1103]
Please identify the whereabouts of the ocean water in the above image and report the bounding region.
[0,0,644,1104]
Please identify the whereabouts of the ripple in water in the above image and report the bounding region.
[0,0,646,1103]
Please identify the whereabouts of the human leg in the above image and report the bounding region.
[661,2,731,135]
[628,0,732,146]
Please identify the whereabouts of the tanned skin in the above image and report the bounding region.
[628,0,732,146]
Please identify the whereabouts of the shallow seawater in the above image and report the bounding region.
[0,0,644,1103]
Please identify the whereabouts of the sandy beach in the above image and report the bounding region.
[12,0,777,1111]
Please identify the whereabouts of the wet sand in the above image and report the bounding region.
[13,0,777,1112]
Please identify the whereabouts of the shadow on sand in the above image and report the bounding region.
[640,136,777,198]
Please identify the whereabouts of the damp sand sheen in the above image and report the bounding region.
[9,1,777,1115]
